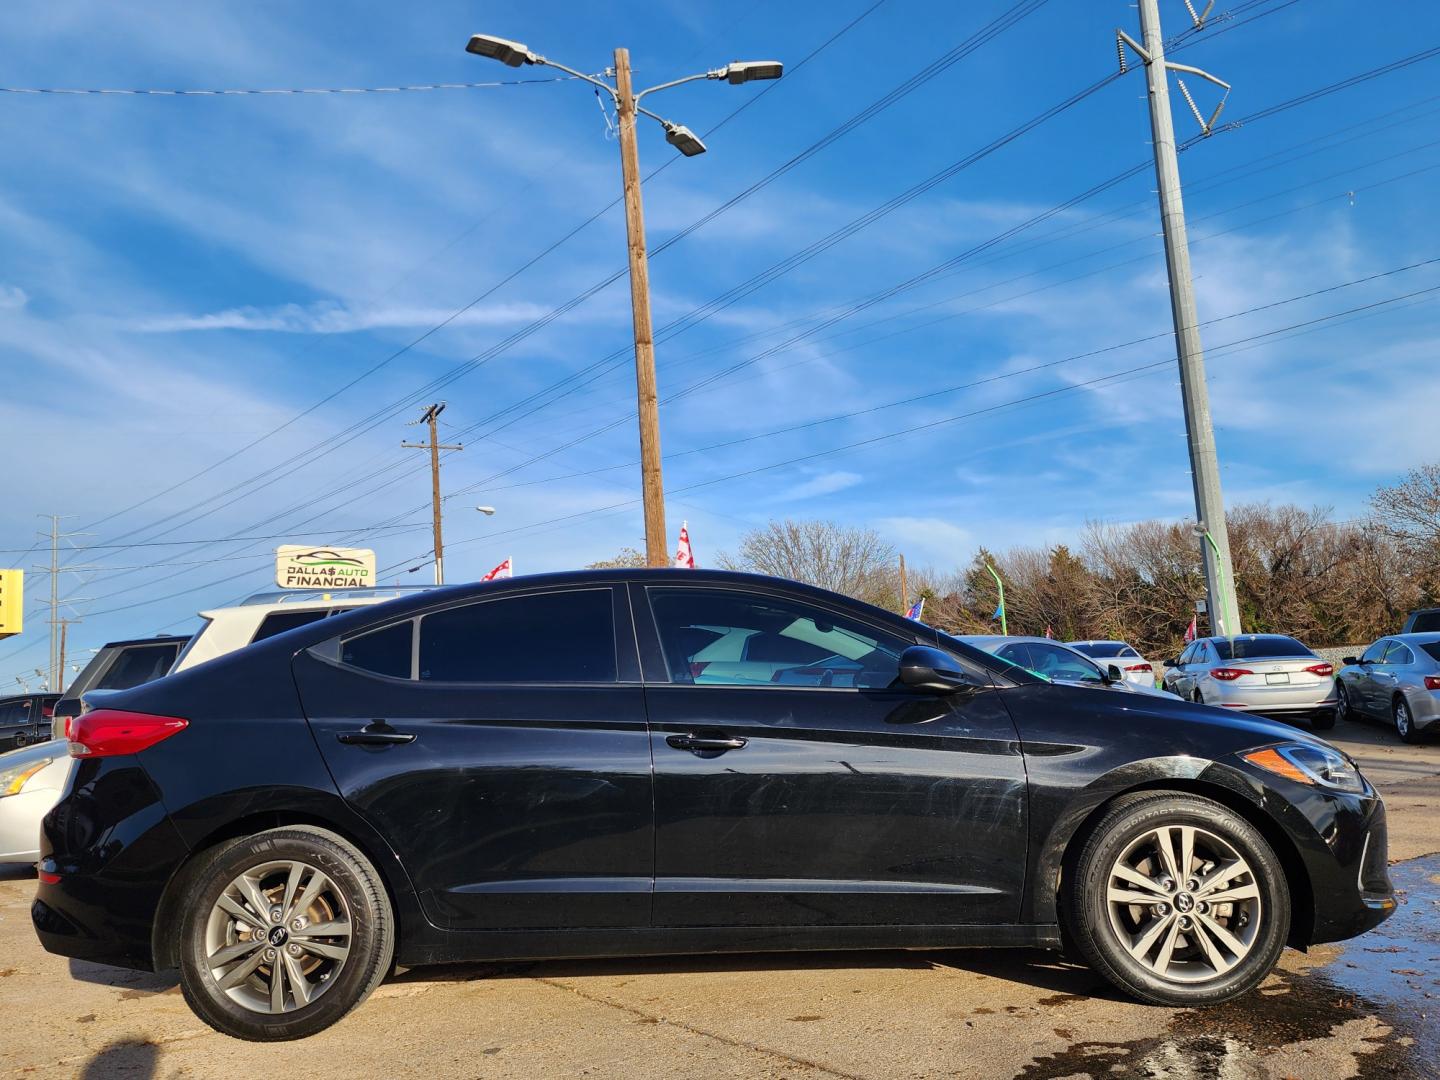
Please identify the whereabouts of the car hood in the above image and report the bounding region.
[1090,683,1342,753]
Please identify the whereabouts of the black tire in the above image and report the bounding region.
[1394,696,1423,745]
[1311,708,1336,731]
[176,826,394,1041]
[1191,690,1204,705]
[1335,682,1353,723]
[1063,792,1290,1007]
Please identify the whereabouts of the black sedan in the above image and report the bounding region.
[33,570,1394,1041]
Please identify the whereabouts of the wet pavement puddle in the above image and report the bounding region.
[1018,854,1439,1079]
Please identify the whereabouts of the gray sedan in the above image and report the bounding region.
[1161,634,1337,730]
[960,636,1178,699]
[1336,633,1440,743]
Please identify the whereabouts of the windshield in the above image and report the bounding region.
[1213,636,1313,660]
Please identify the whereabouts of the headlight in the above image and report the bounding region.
[0,757,54,796]
[1241,744,1366,794]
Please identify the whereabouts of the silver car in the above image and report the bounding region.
[961,636,1178,698]
[1161,634,1337,730]
[1067,640,1157,690]
[0,739,70,864]
[1335,633,1440,743]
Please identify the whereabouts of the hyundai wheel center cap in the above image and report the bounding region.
[268,926,289,947]
[1175,892,1195,914]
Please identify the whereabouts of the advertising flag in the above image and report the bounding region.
[482,556,512,582]
[1183,615,1197,643]
[904,597,925,622]
[674,521,695,569]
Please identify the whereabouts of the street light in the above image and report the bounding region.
[475,506,496,516]
[465,32,781,566]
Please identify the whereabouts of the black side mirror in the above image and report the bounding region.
[1342,656,1359,666]
[899,645,977,694]
[1106,663,1124,683]
[1162,657,1178,668]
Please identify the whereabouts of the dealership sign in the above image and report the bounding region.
[275,546,376,590]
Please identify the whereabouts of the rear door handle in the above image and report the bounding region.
[666,733,747,753]
[337,721,416,746]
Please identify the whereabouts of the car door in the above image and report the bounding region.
[294,583,655,932]
[1371,640,1411,713]
[634,582,1027,929]
[1354,639,1390,716]
[1167,643,1197,697]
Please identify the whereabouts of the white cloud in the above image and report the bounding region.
[774,469,864,501]
[0,284,28,309]
[124,299,561,334]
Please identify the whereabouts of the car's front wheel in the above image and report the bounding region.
[176,826,394,1041]
[1065,792,1289,1006]
[1336,682,1353,723]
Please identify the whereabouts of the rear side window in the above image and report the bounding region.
[418,589,616,683]
[252,609,332,643]
[1383,642,1415,665]
[1213,636,1312,661]
[1421,643,1440,663]
[341,621,414,679]
[99,643,182,690]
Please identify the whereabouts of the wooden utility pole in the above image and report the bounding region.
[402,404,463,585]
[898,553,909,614]
[614,48,669,568]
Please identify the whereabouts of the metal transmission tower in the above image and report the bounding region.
[402,404,463,585]
[1117,0,1242,637]
[36,515,94,693]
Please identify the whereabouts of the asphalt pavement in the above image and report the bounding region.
[1,721,1436,1079]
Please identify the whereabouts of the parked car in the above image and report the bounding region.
[1335,633,1440,743]
[171,586,430,674]
[0,740,70,863]
[1401,608,1440,634]
[1161,634,1337,730]
[33,570,1392,1040]
[51,635,191,740]
[1067,640,1157,689]
[0,693,59,750]
[963,636,1177,699]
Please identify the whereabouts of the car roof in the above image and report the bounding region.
[959,635,1081,648]
[1194,633,1302,643]
[1067,640,1128,648]
[0,692,60,703]
[1391,632,1440,644]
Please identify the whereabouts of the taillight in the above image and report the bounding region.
[1124,664,1152,673]
[1305,662,1334,678]
[1210,667,1253,682]
[67,709,188,759]
[41,702,55,719]
[1425,675,1440,691]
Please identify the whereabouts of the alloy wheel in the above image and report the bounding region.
[1104,825,1262,984]
[203,860,352,1014]
[1395,699,1413,739]
[1336,683,1350,722]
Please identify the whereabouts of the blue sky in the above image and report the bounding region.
[2,0,1439,685]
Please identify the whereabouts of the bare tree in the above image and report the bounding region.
[585,547,647,569]
[1370,463,1440,552]
[718,520,895,604]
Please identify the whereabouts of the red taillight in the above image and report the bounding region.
[1305,662,1334,678]
[1210,667,1253,682]
[38,870,61,885]
[1425,675,1440,691]
[67,709,188,759]
[41,702,55,719]
[1124,664,1152,673]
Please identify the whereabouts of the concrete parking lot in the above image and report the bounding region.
[1,723,1436,1080]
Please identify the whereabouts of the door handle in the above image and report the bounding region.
[666,733,747,753]
[337,720,416,746]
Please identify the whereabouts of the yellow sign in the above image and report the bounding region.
[0,569,22,639]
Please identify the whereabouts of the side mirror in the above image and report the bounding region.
[1162,657,1178,668]
[1342,656,1359,666]
[1106,663,1124,683]
[899,645,977,694]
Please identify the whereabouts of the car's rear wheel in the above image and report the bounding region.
[1065,792,1289,1006]
[176,826,394,1041]
[1394,696,1422,744]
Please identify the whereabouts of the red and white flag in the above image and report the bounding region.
[1044,624,1053,639]
[673,521,695,569]
[481,556,512,582]
[1183,615,1197,643]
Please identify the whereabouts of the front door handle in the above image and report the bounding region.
[337,720,416,746]
[666,733,748,753]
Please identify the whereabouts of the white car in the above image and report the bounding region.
[174,587,429,672]
[1067,640,1158,690]
[0,741,70,863]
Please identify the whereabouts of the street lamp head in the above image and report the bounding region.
[475,506,496,516]
[664,122,707,157]
[466,34,536,67]
[718,60,783,85]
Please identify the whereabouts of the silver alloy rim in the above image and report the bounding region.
[1396,700,1411,735]
[203,860,352,1014]
[1105,825,1262,984]
[1337,684,1348,718]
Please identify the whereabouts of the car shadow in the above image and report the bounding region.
[391,946,1120,1000]
[67,958,179,996]
[79,1040,160,1079]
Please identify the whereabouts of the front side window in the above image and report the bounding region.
[1360,640,1390,664]
[648,588,909,689]
[341,621,414,679]
[418,589,616,684]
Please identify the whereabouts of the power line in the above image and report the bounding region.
[0,77,586,96]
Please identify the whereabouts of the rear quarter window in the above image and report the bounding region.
[99,643,182,689]
[251,609,333,643]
